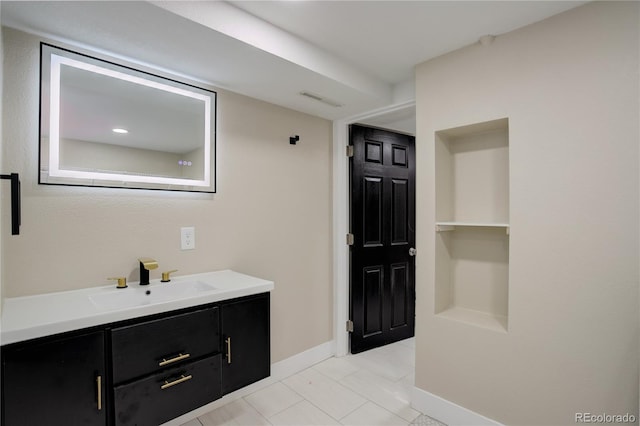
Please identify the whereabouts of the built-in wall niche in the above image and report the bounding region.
[434,118,509,332]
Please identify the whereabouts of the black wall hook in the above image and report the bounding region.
[1,173,21,235]
[289,135,300,145]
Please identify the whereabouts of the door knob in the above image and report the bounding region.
[409,247,417,256]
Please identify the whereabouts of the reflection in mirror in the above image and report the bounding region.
[40,43,216,192]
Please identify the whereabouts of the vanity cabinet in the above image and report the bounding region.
[1,329,107,426]
[221,293,270,395]
[1,293,270,426]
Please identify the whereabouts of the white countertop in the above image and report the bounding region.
[0,270,274,345]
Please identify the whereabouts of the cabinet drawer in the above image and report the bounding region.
[111,306,219,383]
[114,354,221,426]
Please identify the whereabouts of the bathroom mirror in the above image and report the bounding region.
[39,43,216,192]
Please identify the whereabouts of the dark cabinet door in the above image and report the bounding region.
[2,330,107,426]
[221,293,270,395]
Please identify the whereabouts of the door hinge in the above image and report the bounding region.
[346,145,354,158]
[346,320,354,333]
[346,233,354,245]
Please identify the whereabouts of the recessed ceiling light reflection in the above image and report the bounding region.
[112,128,129,134]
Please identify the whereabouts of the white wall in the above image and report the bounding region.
[2,27,334,363]
[415,2,639,425]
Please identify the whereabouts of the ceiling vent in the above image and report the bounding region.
[300,91,343,108]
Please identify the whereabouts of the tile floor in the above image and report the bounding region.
[179,338,439,426]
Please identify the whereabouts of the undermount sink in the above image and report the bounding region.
[89,281,217,310]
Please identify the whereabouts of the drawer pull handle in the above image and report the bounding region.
[96,375,102,411]
[226,337,232,364]
[161,374,193,390]
[158,352,191,367]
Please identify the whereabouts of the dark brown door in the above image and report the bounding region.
[349,124,416,354]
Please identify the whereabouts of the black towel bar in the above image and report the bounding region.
[1,173,21,235]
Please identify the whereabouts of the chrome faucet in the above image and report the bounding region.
[138,257,158,285]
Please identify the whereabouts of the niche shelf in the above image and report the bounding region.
[436,222,509,234]
[434,118,510,332]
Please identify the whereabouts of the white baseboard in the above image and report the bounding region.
[271,340,335,379]
[411,386,503,426]
[163,340,335,426]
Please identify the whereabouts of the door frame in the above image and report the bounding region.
[332,99,415,357]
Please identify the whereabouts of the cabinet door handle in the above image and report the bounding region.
[225,337,232,364]
[158,352,191,367]
[160,374,193,390]
[96,375,102,411]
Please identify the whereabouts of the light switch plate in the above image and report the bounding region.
[181,227,195,250]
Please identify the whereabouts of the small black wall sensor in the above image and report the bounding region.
[290,135,300,145]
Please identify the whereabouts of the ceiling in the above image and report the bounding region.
[1,1,586,132]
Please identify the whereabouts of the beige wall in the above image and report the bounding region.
[0,6,4,315]
[1,27,333,363]
[58,139,186,179]
[415,2,639,425]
